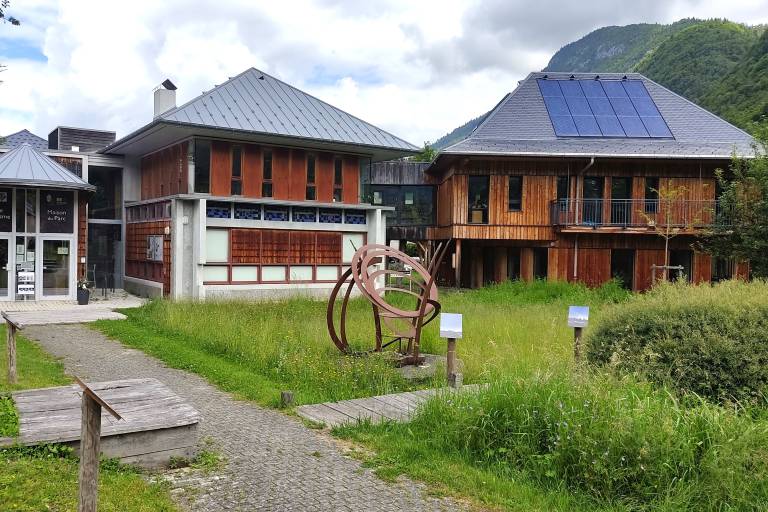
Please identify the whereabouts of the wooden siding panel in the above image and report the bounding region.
[316,232,342,264]
[342,156,359,203]
[289,150,307,201]
[693,252,712,284]
[316,153,334,203]
[272,148,290,200]
[139,142,188,200]
[125,220,172,295]
[242,144,262,198]
[635,250,666,291]
[210,141,231,196]
[290,231,316,263]
[261,230,290,263]
[231,229,262,263]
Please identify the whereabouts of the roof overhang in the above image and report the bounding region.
[102,120,419,162]
[0,178,96,192]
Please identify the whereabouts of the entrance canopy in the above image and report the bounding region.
[0,143,95,191]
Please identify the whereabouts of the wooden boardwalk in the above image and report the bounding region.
[1,308,126,327]
[1,378,201,468]
[296,385,481,428]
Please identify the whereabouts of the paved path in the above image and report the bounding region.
[24,324,468,512]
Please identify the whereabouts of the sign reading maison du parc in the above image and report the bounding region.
[40,191,74,233]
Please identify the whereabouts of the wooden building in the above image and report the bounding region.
[425,72,755,290]
[101,69,418,299]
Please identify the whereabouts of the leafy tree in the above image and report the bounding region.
[411,143,436,162]
[700,131,768,277]
[0,0,19,25]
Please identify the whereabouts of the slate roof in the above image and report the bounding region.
[0,143,95,191]
[442,72,756,159]
[0,129,48,151]
[132,68,417,153]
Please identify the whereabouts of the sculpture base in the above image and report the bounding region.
[395,353,464,381]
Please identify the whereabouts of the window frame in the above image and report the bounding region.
[508,175,523,211]
[306,154,317,201]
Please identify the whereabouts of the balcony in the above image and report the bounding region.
[550,199,727,232]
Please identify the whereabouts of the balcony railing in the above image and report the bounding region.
[551,199,728,229]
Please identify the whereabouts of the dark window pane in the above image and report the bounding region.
[194,139,211,193]
[231,179,242,196]
[468,176,489,223]
[307,155,315,183]
[334,158,343,184]
[556,176,570,200]
[263,149,272,181]
[306,185,316,201]
[40,190,74,233]
[582,176,604,224]
[333,188,342,202]
[26,189,36,233]
[0,189,11,232]
[231,146,242,178]
[645,177,659,213]
[262,182,273,198]
[533,248,548,279]
[508,176,523,211]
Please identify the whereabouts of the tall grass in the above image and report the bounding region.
[97,280,628,406]
[338,371,768,510]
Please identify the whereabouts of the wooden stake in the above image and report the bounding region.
[78,392,101,512]
[280,391,295,408]
[573,327,583,362]
[6,320,17,385]
[446,338,458,387]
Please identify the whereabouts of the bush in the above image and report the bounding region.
[586,280,768,405]
[381,373,768,509]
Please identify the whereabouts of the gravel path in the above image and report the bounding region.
[24,324,468,512]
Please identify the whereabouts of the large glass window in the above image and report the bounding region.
[582,176,604,224]
[205,229,229,262]
[89,167,122,219]
[40,191,74,233]
[16,189,37,233]
[42,240,70,296]
[508,176,523,211]
[468,176,489,224]
[194,140,211,194]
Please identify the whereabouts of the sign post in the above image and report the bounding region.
[2,313,20,384]
[74,377,122,512]
[567,306,589,361]
[439,313,463,388]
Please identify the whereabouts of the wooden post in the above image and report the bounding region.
[6,318,18,385]
[573,327,583,362]
[280,391,295,408]
[78,392,101,512]
[446,338,460,388]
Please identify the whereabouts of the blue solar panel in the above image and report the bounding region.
[536,78,672,139]
[641,116,673,137]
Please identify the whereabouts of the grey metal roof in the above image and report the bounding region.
[441,72,756,159]
[0,129,48,151]
[0,143,95,191]
[158,68,418,152]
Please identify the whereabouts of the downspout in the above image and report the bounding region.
[572,156,595,281]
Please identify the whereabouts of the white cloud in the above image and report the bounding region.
[0,0,765,146]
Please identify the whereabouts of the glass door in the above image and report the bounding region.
[41,239,71,297]
[0,237,10,300]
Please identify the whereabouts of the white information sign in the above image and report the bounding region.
[18,271,35,283]
[17,284,34,295]
[439,313,463,339]
[567,306,590,328]
[147,235,164,262]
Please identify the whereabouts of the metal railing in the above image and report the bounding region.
[550,199,728,228]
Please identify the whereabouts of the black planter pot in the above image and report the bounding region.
[77,288,90,305]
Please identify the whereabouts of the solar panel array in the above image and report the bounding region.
[537,79,673,139]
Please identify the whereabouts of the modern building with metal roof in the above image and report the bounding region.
[423,72,754,291]
[0,143,95,191]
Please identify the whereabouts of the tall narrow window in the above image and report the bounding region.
[467,176,489,224]
[645,177,659,213]
[231,146,242,195]
[508,176,523,211]
[333,157,343,202]
[262,149,273,198]
[194,139,211,194]
[306,155,316,200]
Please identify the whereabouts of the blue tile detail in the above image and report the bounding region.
[344,210,366,225]
[207,202,231,218]
[234,205,261,220]
[293,208,317,223]
[319,209,342,223]
[264,207,289,221]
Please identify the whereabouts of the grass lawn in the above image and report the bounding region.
[0,325,177,512]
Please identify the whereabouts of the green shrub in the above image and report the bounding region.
[356,373,768,509]
[586,280,768,405]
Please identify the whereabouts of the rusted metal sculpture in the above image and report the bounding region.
[327,241,451,366]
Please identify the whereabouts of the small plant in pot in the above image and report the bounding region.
[77,278,91,305]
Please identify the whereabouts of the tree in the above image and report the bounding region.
[0,1,20,25]
[639,183,707,282]
[411,142,436,162]
[700,131,768,277]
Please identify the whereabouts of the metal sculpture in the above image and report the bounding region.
[327,241,451,366]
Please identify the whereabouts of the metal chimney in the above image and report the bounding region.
[153,79,177,117]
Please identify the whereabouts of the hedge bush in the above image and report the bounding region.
[586,280,768,405]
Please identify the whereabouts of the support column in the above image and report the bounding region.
[454,239,462,287]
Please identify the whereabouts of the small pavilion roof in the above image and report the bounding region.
[0,143,95,191]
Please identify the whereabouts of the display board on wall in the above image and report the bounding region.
[147,235,163,262]
[40,191,74,233]
[0,189,12,232]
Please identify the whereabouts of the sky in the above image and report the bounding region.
[0,0,767,146]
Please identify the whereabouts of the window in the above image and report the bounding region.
[230,146,242,195]
[508,176,523,211]
[557,176,571,202]
[467,176,489,224]
[373,191,382,205]
[404,191,414,205]
[306,155,316,200]
[333,157,343,202]
[194,140,211,194]
[262,149,273,197]
[645,177,659,213]
[205,229,229,262]
[533,248,548,280]
[582,176,604,224]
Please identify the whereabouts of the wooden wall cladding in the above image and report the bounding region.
[634,249,666,291]
[490,175,556,226]
[78,196,87,279]
[140,142,188,200]
[289,150,306,201]
[316,154,334,203]
[228,229,342,265]
[210,141,231,196]
[342,156,360,203]
[436,176,453,226]
[242,145,263,197]
[125,220,171,294]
